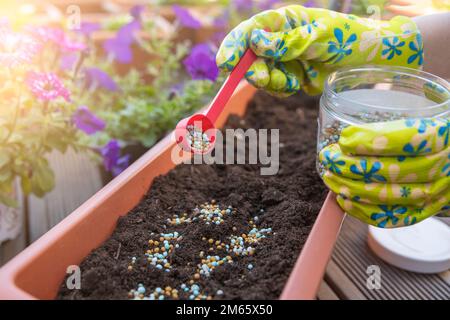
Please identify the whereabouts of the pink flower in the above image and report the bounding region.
[28,26,86,52]
[26,72,71,102]
[0,23,40,67]
[28,26,64,43]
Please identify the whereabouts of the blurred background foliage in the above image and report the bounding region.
[0,0,448,205]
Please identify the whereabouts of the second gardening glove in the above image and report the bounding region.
[216,5,423,96]
[319,118,450,228]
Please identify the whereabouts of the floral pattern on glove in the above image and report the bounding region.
[319,118,450,228]
[216,5,423,96]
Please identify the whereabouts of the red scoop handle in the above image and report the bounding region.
[174,49,257,154]
[205,49,257,123]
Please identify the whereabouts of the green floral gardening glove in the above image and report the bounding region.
[319,118,450,228]
[216,5,423,96]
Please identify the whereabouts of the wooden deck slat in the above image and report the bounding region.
[326,216,450,300]
[336,225,421,300]
[336,220,447,299]
[351,219,447,299]
[317,280,340,300]
[439,270,450,285]
[324,259,367,300]
[336,233,418,299]
[334,244,398,300]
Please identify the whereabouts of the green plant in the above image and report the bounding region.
[64,6,224,176]
[0,5,223,205]
[1,0,308,206]
[0,24,84,206]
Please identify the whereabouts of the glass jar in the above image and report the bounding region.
[317,66,450,175]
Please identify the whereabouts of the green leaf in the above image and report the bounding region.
[31,160,55,197]
[20,175,32,195]
[0,192,18,208]
[0,168,12,182]
[140,133,157,148]
[0,151,10,169]
[45,134,69,153]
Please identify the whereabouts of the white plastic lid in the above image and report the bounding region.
[368,217,450,274]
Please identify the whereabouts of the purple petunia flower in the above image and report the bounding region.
[111,154,131,176]
[60,53,78,71]
[213,10,229,29]
[103,20,141,63]
[118,19,141,44]
[232,0,254,11]
[303,0,317,8]
[170,82,185,96]
[78,22,101,37]
[130,4,145,19]
[172,5,201,29]
[212,31,226,46]
[101,139,120,172]
[100,140,130,175]
[72,106,105,135]
[191,43,215,57]
[84,67,119,91]
[258,0,281,10]
[26,71,70,102]
[103,38,133,63]
[183,43,218,82]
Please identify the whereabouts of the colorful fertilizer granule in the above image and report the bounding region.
[201,237,228,252]
[186,124,211,152]
[166,212,194,225]
[229,235,255,256]
[181,283,211,300]
[194,201,234,225]
[228,226,272,256]
[195,224,272,278]
[127,256,137,271]
[196,254,233,277]
[246,226,272,243]
[128,284,179,300]
[127,203,272,299]
[318,121,346,151]
[167,201,233,226]
[138,232,181,272]
[318,111,404,152]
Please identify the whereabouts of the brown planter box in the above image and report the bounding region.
[0,83,345,300]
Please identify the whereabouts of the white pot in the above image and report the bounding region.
[0,182,23,244]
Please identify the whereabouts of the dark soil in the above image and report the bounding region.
[57,91,327,300]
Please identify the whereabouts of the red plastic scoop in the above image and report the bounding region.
[175,49,257,154]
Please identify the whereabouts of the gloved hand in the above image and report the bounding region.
[319,118,450,228]
[216,5,423,96]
